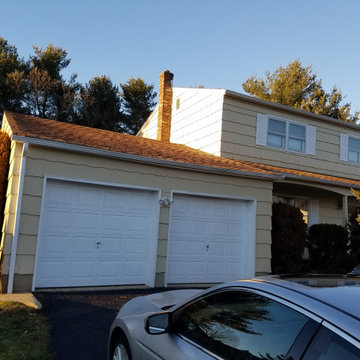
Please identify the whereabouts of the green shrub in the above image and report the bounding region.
[271,203,307,274]
[307,224,354,273]
[348,211,360,264]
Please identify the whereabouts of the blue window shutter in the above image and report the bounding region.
[305,125,316,155]
[340,134,348,161]
[256,114,268,146]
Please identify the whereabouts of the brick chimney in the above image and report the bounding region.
[157,70,174,142]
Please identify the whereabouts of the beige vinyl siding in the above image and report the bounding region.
[3,145,273,290]
[170,88,225,155]
[137,107,158,139]
[319,197,344,225]
[221,97,360,181]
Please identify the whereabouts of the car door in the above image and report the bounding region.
[139,288,319,360]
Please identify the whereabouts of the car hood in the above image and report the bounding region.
[117,289,203,318]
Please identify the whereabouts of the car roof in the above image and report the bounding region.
[261,276,360,320]
[210,276,360,342]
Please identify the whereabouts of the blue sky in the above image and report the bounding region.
[2,0,359,112]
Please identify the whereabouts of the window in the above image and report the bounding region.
[348,136,360,163]
[256,114,316,154]
[340,134,360,163]
[302,326,360,360]
[175,290,309,360]
[267,118,306,152]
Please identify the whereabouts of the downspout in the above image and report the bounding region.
[7,142,28,293]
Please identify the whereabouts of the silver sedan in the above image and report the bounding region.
[108,276,360,360]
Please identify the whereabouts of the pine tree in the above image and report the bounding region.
[242,59,359,123]
[120,77,157,134]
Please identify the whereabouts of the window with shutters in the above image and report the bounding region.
[256,114,316,155]
[340,134,360,163]
[348,136,360,163]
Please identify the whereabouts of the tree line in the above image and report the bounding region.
[0,37,156,134]
[1,36,358,133]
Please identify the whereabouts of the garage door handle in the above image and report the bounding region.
[206,245,209,252]
[96,241,102,245]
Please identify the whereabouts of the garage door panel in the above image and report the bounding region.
[70,261,94,278]
[189,241,206,255]
[45,210,73,233]
[73,213,98,232]
[77,188,102,209]
[101,214,125,231]
[40,260,67,279]
[167,194,254,284]
[126,215,149,232]
[35,180,158,288]
[125,238,147,254]
[98,237,122,253]
[72,236,97,253]
[46,184,75,207]
[43,235,70,253]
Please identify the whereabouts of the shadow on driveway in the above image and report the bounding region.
[36,289,167,360]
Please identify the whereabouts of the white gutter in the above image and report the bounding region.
[7,142,28,294]
[11,135,280,181]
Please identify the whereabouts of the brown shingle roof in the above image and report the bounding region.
[4,111,360,188]
[251,162,360,187]
[3,111,273,177]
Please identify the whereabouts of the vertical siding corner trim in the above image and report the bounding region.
[7,142,28,294]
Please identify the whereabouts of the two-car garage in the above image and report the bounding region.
[34,179,256,290]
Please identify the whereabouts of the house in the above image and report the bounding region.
[1,71,359,294]
[139,71,360,227]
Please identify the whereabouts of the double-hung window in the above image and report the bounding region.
[348,136,360,163]
[267,118,306,152]
[257,114,316,155]
[340,134,360,163]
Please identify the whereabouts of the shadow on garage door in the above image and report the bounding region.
[35,288,168,360]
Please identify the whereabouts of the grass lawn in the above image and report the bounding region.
[0,301,51,360]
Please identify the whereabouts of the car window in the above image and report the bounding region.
[302,326,360,360]
[175,290,309,360]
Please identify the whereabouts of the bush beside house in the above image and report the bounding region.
[307,224,356,273]
[271,203,360,274]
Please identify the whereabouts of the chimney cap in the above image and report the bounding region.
[161,70,174,82]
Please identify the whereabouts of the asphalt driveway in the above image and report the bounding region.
[35,288,167,360]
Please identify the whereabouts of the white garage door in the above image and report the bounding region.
[167,194,255,284]
[35,180,159,288]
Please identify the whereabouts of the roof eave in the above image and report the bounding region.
[12,135,280,181]
[224,90,360,132]
[276,173,360,190]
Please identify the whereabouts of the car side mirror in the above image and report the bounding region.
[145,312,170,335]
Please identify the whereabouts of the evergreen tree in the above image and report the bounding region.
[79,75,123,131]
[242,59,359,123]
[120,77,157,134]
[0,37,26,117]
[25,43,79,122]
